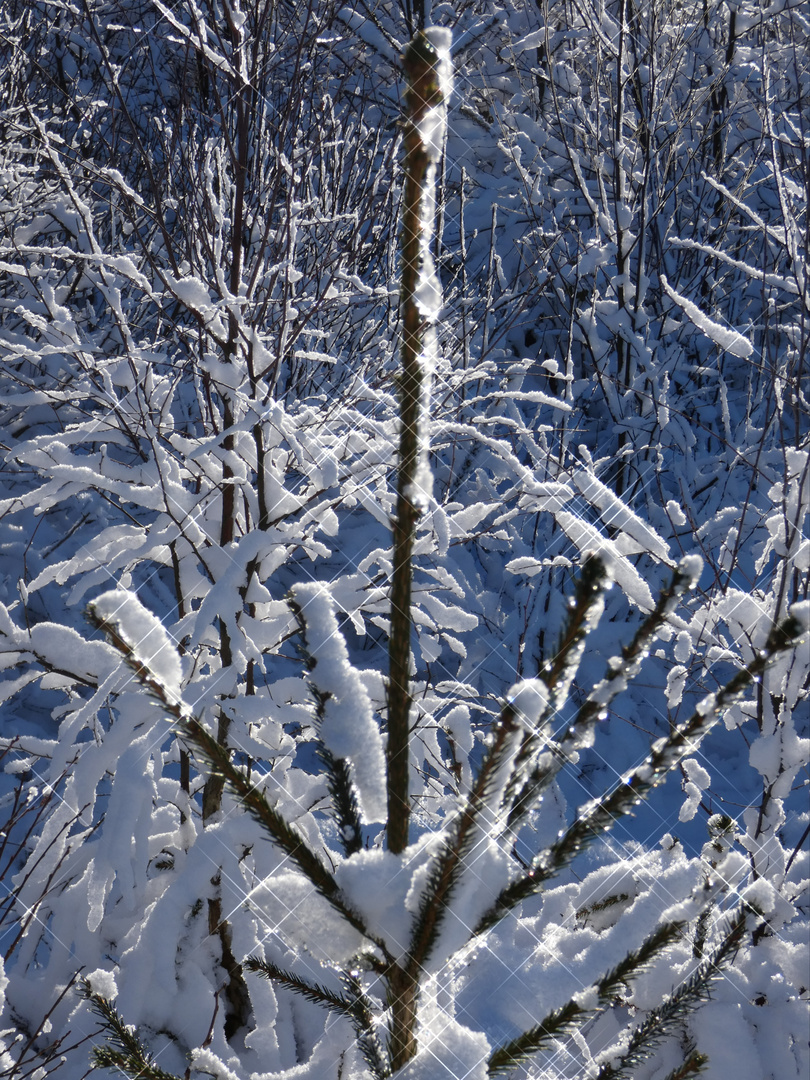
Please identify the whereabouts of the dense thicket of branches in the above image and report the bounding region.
[0,1,807,1078]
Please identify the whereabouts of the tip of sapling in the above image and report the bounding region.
[402,27,452,143]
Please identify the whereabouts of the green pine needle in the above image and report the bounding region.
[506,560,720,834]
[487,920,685,1075]
[244,957,356,1015]
[341,970,391,1080]
[290,597,364,857]
[504,555,609,828]
[476,609,805,936]
[595,908,747,1080]
[83,983,182,1080]
[179,716,387,957]
[314,724,364,858]
[660,1051,710,1080]
[405,704,522,977]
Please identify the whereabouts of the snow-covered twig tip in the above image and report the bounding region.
[89,588,183,705]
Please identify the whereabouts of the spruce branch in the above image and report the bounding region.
[476,609,806,934]
[487,999,580,1077]
[599,919,686,1000]
[659,1052,709,1080]
[405,704,522,979]
[88,607,388,959]
[594,907,748,1080]
[503,554,609,818]
[487,920,685,1075]
[317,743,364,857]
[83,982,182,1080]
[290,595,364,857]
[180,715,382,950]
[243,961,391,1077]
[506,558,700,834]
[542,553,611,691]
[243,957,357,1016]
[341,970,392,1080]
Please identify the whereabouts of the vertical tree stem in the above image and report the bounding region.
[387,30,449,856]
[387,119,424,854]
[386,29,451,1071]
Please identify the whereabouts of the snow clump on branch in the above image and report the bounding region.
[90,589,183,703]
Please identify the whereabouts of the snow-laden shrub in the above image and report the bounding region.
[0,2,807,1078]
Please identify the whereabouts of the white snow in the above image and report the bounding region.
[661,275,753,358]
[686,756,708,790]
[191,1048,242,1080]
[84,968,118,1000]
[290,582,387,822]
[678,553,704,589]
[3,13,809,1080]
[788,599,810,632]
[666,664,688,709]
[674,630,693,663]
[397,985,490,1080]
[443,704,473,755]
[678,758,711,822]
[555,511,654,611]
[574,470,671,561]
[666,499,687,526]
[506,679,549,728]
[690,1003,763,1080]
[335,842,430,957]
[90,588,183,702]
